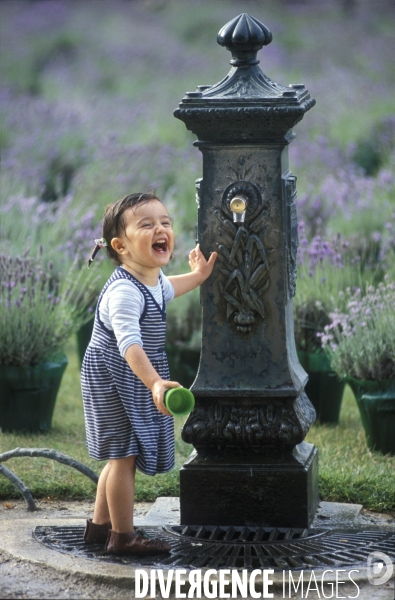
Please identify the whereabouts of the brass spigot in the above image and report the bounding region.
[230,196,247,223]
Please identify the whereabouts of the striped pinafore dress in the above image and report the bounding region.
[81,267,175,476]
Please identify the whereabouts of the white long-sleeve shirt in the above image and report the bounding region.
[99,269,174,357]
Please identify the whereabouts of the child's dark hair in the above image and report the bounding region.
[88,192,161,267]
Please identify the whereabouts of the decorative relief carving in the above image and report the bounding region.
[173,101,316,140]
[204,70,290,101]
[226,155,256,185]
[182,394,315,450]
[283,173,298,298]
[175,102,315,122]
[222,75,264,98]
[216,156,279,333]
[294,391,316,435]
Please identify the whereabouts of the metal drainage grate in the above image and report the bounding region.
[166,525,319,543]
[33,525,395,571]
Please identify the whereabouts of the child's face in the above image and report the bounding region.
[114,199,174,271]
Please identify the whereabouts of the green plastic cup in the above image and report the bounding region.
[165,387,195,416]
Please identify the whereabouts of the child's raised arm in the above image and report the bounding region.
[168,244,217,298]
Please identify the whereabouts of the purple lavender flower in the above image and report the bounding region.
[320,278,395,380]
[0,250,100,366]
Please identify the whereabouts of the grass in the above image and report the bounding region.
[306,386,395,513]
[0,338,394,512]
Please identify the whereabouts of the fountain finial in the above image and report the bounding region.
[217,13,272,65]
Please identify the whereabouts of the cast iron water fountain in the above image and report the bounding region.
[4,13,394,577]
[174,12,318,529]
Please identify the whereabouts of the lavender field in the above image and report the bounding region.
[1,0,394,274]
[0,0,394,505]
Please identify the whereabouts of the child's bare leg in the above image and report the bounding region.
[106,455,137,533]
[92,461,111,525]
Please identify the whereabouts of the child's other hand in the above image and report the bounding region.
[151,380,181,416]
[188,243,217,282]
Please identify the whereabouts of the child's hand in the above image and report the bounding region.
[151,380,182,416]
[188,243,217,282]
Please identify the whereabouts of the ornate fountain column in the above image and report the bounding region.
[174,13,318,527]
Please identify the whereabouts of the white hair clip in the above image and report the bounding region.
[94,238,108,248]
[88,238,108,268]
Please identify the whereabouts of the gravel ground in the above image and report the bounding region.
[0,554,136,600]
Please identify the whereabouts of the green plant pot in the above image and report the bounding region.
[347,377,395,455]
[0,355,68,433]
[76,317,94,366]
[298,351,345,424]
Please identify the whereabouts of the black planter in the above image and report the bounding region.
[347,377,395,455]
[298,351,345,424]
[0,355,68,433]
[76,317,94,366]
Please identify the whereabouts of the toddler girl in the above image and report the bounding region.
[81,192,216,556]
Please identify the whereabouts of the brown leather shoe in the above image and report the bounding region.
[84,519,112,544]
[105,529,171,556]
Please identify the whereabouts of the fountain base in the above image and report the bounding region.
[180,442,319,528]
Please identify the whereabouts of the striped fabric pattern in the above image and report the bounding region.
[81,266,174,476]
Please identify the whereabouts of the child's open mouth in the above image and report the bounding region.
[152,238,168,254]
